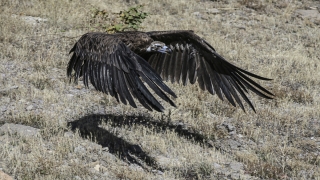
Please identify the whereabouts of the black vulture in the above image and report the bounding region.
[67,30,273,112]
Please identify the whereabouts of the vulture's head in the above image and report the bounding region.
[146,41,172,54]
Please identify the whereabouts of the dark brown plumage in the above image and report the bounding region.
[67,30,273,112]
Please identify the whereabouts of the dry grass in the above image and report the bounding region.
[0,0,319,179]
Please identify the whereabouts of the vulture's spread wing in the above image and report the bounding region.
[67,33,176,112]
[146,30,273,112]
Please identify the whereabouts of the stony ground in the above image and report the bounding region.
[0,0,320,179]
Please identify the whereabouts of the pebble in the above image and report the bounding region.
[0,123,40,137]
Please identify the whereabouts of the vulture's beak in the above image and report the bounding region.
[157,45,172,54]
[146,42,172,54]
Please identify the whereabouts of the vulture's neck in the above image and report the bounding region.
[117,31,154,54]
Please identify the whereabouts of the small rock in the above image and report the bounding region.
[192,12,208,20]
[250,40,259,46]
[129,164,143,171]
[228,139,242,150]
[93,164,100,172]
[230,173,241,179]
[26,105,34,111]
[222,122,236,134]
[66,94,74,98]
[102,172,111,177]
[207,140,214,148]
[88,168,97,174]
[101,151,118,161]
[91,155,98,162]
[12,14,48,25]
[156,156,182,167]
[0,170,13,180]
[157,170,164,175]
[234,24,246,30]
[74,145,86,154]
[64,131,74,138]
[19,99,27,103]
[206,8,220,14]
[295,9,320,19]
[193,12,201,16]
[1,97,10,103]
[0,105,7,112]
[0,123,40,137]
[213,162,222,169]
[85,141,102,150]
[0,86,18,95]
[229,162,243,172]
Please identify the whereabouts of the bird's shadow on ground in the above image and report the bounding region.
[67,113,210,170]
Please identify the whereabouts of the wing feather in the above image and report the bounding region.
[155,53,166,76]
[168,44,176,83]
[147,30,273,111]
[200,57,213,94]
[188,48,197,84]
[210,71,224,101]
[148,53,158,70]
[181,45,189,86]
[219,75,236,107]
[83,60,90,88]
[162,45,173,81]
[125,72,152,111]
[67,32,176,112]
[174,44,183,83]
[225,76,246,111]
[226,76,254,112]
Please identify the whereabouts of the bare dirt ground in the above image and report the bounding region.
[0,0,319,179]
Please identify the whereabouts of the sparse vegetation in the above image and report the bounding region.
[90,5,148,33]
[0,0,319,179]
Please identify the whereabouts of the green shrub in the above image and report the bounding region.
[90,5,148,33]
